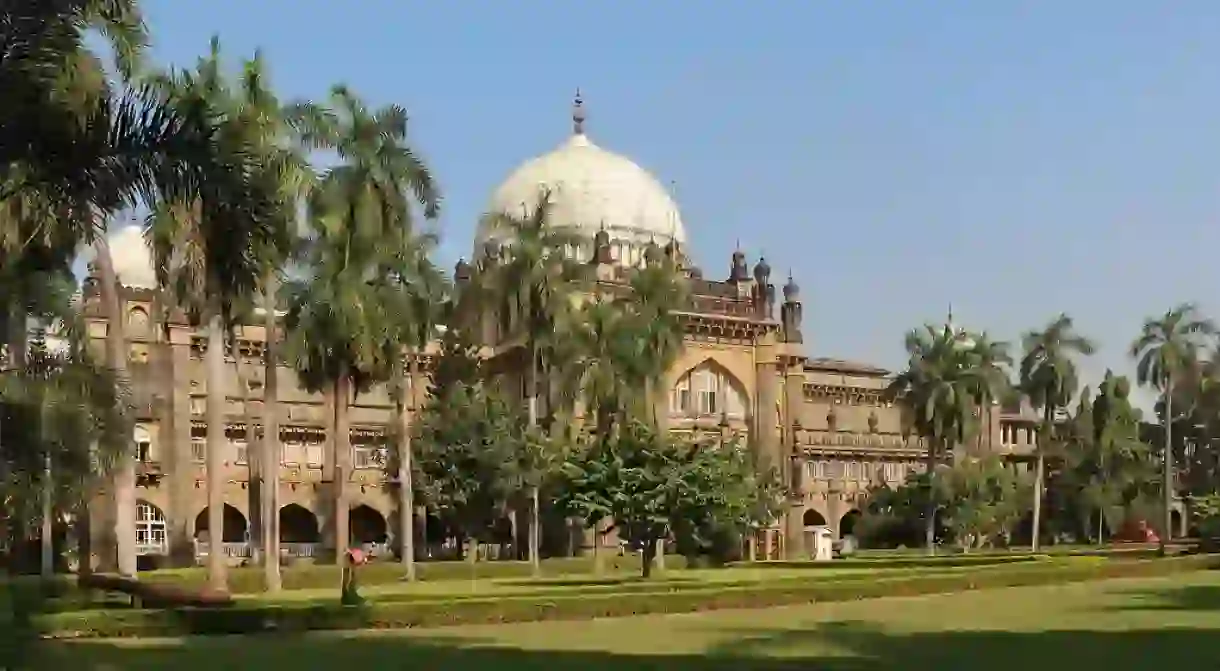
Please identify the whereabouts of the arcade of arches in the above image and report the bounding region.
[137,501,393,553]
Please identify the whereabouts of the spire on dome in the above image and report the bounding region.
[572,88,586,135]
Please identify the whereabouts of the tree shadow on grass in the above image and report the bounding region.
[29,621,1220,671]
[1103,582,1220,612]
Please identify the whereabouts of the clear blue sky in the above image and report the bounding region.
[143,0,1220,405]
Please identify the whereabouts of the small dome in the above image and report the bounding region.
[454,258,472,282]
[753,256,771,280]
[476,97,686,255]
[783,273,800,301]
[644,240,663,265]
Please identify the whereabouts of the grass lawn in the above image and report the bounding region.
[32,569,1220,670]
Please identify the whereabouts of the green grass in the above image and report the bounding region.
[30,568,1220,669]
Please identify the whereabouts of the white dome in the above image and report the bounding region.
[99,225,156,289]
[476,124,686,259]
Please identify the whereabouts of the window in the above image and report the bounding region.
[191,439,205,463]
[698,388,718,415]
[354,446,385,469]
[135,502,167,555]
[305,443,324,467]
[282,441,301,467]
[134,426,152,463]
[847,461,861,479]
[825,460,844,479]
[233,441,248,465]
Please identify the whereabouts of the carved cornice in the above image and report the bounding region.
[805,384,892,407]
[798,430,927,453]
[674,311,778,342]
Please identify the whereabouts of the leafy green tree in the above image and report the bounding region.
[937,455,1029,551]
[1131,303,1216,553]
[1019,313,1095,551]
[413,384,523,560]
[559,419,775,578]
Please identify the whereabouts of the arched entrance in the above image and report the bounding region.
[802,509,827,527]
[840,510,862,538]
[194,504,248,543]
[349,504,388,544]
[279,504,320,543]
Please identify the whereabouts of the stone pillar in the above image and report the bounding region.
[754,361,780,469]
[166,322,195,566]
[782,358,806,559]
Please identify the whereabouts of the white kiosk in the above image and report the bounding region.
[807,525,834,562]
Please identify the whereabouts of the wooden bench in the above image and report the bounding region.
[78,573,233,609]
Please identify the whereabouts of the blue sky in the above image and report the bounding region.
[141,0,1220,406]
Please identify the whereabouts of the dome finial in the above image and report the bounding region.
[572,88,586,135]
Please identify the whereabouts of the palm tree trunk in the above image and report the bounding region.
[261,277,281,592]
[234,328,258,567]
[526,345,541,577]
[924,438,938,556]
[1032,407,1051,553]
[93,236,137,577]
[332,371,351,565]
[1162,382,1174,556]
[40,455,53,580]
[204,314,227,591]
[397,354,417,581]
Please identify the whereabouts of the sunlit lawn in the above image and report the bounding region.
[234,560,1058,604]
[37,568,1220,670]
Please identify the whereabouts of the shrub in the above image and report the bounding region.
[33,554,1220,638]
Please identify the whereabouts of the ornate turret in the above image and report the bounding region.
[454,258,472,284]
[644,238,663,266]
[752,256,771,284]
[593,225,612,265]
[753,255,775,318]
[572,88,586,136]
[781,271,803,344]
[481,240,501,271]
[729,244,749,283]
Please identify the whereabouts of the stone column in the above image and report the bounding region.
[782,358,806,559]
[166,322,195,566]
[754,361,780,469]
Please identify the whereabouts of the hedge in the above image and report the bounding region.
[33,554,1220,638]
[743,554,1042,570]
[137,554,691,594]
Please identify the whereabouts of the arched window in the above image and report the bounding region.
[128,307,150,337]
[671,361,747,420]
[136,501,167,555]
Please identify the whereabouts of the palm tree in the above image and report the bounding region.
[384,231,447,581]
[146,44,290,591]
[622,249,688,428]
[1130,303,1216,554]
[224,45,314,593]
[477,195,587,576]
[3,0,242,578]
[886,323,1003,554]
[1019,313,1095,552]
[285,85,439,566]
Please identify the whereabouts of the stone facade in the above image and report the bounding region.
[83,96,1063,567]
[82,241,1053,567]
